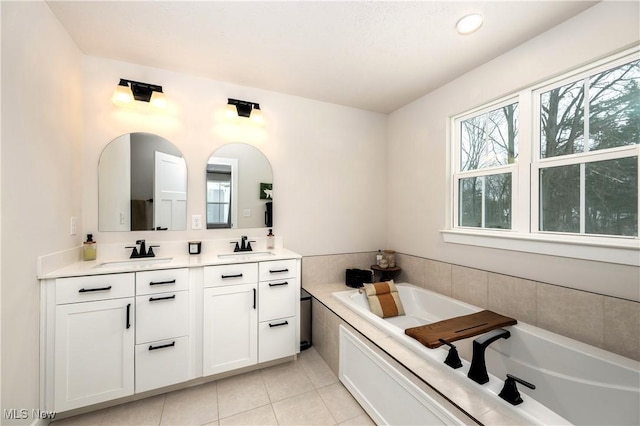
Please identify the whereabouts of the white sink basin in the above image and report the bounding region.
[217,251,274,260]
[93,257,173,268]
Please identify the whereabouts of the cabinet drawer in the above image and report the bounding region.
[135,336,189,393]
[56,274,134,305]
[259,280,297,322]
[259,259,297,281]
[136,291,189,344]
[204,263,258,288]
[259,317,296,363]
[136,268,188,295]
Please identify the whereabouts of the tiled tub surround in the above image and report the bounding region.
[302,252,640,361]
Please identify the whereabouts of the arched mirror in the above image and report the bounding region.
[206,143,272,229]
[98,132,187,231]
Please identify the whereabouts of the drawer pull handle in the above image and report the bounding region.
[126,303,131,329]
[269,320,289,328]
[253,288,256,310]
[222,273,243,279]
[149,341,176,351]
[268,281,289,287]
[79,285,112,293]
[149,295,176,302]
[269,268,289,273]
[149,279,176,286]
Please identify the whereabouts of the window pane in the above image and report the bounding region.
[540,81,584,158]
[460,103,518,171]
[459,173,512,229]
[485,173,511,229]
[539,165,580,232]
[586,157,638,236]
[459,177,481,227]
[589,60,640,152]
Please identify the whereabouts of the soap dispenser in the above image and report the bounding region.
[267,229,275,249]
[83,234,97,261]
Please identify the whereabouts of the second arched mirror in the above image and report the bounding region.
[206,143,273,229]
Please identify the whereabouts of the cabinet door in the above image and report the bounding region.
[54,298,134,412]
[203,284,257,376]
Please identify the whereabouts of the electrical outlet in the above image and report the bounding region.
[191,215,202,230]
[70,217,77,236]
[243,208,251,217]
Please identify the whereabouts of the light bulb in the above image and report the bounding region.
[111,82,133,106]
[250,107,264,125]
[150,90,167,109]
[225,102,238,119]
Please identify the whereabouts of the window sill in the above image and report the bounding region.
[441,229,639,266]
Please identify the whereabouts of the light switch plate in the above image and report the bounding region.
[70,217,77,235]
[243,209,251,217]
[191,215,202,230]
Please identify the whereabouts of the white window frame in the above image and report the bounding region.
[452,97,520,232]
[444,48,640,267]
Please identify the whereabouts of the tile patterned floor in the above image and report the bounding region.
[51,348,374,426]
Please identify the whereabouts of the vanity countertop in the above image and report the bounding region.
[39,248,301,280]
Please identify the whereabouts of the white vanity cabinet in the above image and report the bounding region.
[134,268,190,393]
[41,250,300,414]
[52,274,135,412]
[258,259,299,362]
[202,263,258,376]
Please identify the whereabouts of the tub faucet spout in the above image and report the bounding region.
[467,328,511,385]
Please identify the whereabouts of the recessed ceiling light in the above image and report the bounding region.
[456,14,483,35]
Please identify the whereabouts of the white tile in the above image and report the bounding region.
[317,383,367,423]
[272,390,336,425]
[219,404,277,426]
[216,370,270,419]
[161,381,218,425]
[260,361,314,402]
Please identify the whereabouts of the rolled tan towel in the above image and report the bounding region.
[364,280,405,318]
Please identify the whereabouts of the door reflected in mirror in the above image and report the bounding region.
[207,143,272,229]
[98,133,187,231]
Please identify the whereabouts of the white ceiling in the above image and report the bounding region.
[47,1,598,113]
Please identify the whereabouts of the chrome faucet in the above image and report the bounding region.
[126,239,159,258]
[232,236,254,252]
[467,328,511,384]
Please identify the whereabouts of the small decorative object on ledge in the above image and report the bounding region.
[384,250,396,268]
[188,241,201,255]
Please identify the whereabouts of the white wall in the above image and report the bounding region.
[387,2,640,300]
[82,57,388,256]
[0,1,83,423]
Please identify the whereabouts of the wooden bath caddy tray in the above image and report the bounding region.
[405,310,517,349]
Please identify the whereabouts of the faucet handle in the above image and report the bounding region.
[247,240,255,251]
[438,338,462,369]
[498,374,536,405]
[126,246,139,258]
[147,245,160,257]
[230,241,240,252]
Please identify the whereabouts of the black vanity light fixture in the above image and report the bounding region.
[225,98,264,123]
[112,78,167,108]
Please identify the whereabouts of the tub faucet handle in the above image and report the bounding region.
[498,374,536,405]
[438,338,462,369]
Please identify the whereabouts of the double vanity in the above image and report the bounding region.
[38,245,301,414]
